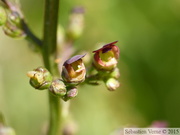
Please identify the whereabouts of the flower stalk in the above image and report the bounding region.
[42,0,61,135]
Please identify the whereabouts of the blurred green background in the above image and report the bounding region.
[0,0,180,134]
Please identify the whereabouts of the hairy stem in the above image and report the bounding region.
[42,0,61,135]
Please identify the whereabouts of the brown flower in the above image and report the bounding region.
[61,54,86,84]
[93,41,119,71]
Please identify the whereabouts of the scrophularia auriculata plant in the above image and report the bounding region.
[0,0,121,134]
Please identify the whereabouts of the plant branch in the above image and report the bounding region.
[43,0,59,64]
[42,0,60,135]
[21,20,43,47]
[1,0,43,47]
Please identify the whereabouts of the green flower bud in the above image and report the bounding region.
[67,87,78,98]
[62,54,86,85]
[105,78,120,91]
[0,6,7,26]
[93,41,119,71]
[8,12,21,26]
[27,67,53,90]
[67,7,84,40]
[63,87,78,101]
[3,23,26,38]
[0,127,16,135]
[2,11,26,38]
[49,79,66,97]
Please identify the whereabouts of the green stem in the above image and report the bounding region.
[42,0,61,135]
[43,0,59,69]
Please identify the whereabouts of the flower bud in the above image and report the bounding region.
[0,127,16,135]
[0,6,7,26]
[3,22,26,38]
[2,11,26,38]
[67,87,78,98]
[105,78,120,91]
[49,79,66,97]
[67,7,85,40]
[93,41,119,71]
[8,12,21,26]
[27,67,53,90]
[63,87,78,101]
[61,54,86,85]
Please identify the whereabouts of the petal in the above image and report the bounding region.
[93,41,118,53]
[63,54,86,65]
[112,45,120,59]
[94,52,105,66]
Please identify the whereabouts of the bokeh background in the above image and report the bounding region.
[0,0,180,134]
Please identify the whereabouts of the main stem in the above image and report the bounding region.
[42,0,61,135]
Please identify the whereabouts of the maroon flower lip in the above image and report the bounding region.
[63,54,86,66]
[93,41,118,53]
[92,41,119,59]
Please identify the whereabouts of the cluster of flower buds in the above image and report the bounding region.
[49,79,78,101]
[66,6,85,40]
[27,55,86,101]
[27,41,120,100]
[92,41,120,91]
[52,54,86,101]
[0,1,26,38]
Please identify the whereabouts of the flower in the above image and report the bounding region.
[93,41,119,71]
[61,54,86,84]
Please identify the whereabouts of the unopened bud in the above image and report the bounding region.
[62,54,86,85]
[0,6,7,26]
[110,68,120,79]
[3,22,26,38]
[63,87,78,101]
[49,79,66,97]
[2,11,26,38]
[67,7,85,40]
[105,78,120,91]
[27,67,53,90]
[93,41,119,71]
[8,12,21,26]
[0,127,16,135]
